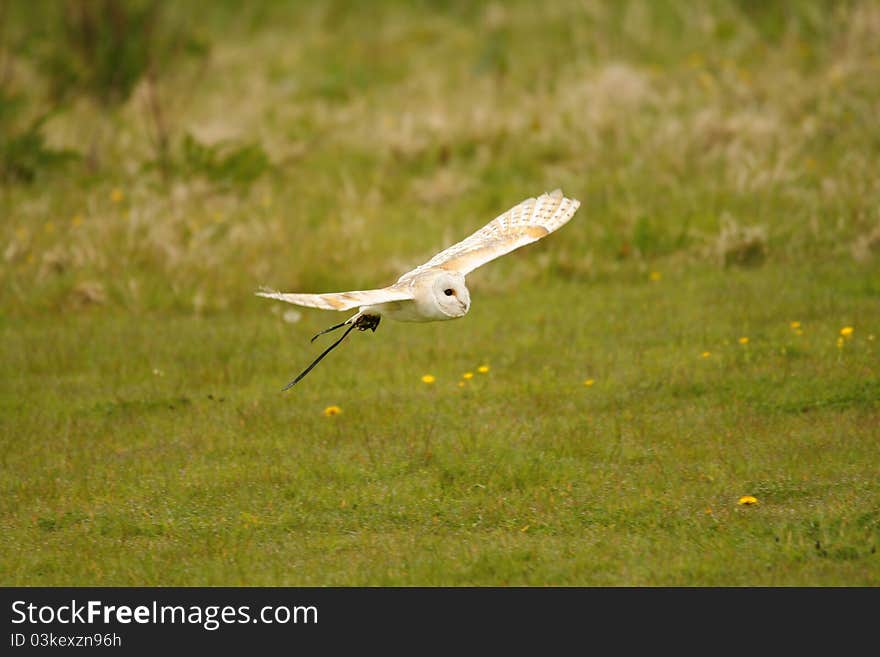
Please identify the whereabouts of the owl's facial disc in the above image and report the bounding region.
[432,272,470,318]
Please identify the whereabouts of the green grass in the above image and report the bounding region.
[1,0,879,585]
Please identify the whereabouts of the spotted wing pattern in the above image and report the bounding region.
[397,189,580,282]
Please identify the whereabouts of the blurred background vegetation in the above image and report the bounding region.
[2,0,879,586]
[2,0,878,317]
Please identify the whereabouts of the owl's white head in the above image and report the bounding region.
[425,270,470,319]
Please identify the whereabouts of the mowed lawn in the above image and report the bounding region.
[1,1,878,585]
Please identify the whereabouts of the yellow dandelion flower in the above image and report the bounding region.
[701,351,711,358]
[323,405,342,417]
[737,495,759,506]
[462,372,474,379]
[583,379,595,387]
[477,365,490,374]
[738,336,749,345]
[840,326,854,337]
[790,321,801,329]
[649,271,662,282]
[110,188,124,203]
[71,214,84,227]
[421,374,436,384]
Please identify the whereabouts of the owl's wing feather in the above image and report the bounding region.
[256,286,413,312]
[397,189,580,281]
[258,189,578,312]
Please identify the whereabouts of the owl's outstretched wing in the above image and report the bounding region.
[256,286,413,312]
[397,189,580,282]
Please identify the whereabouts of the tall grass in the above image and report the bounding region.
[0,0,877,585]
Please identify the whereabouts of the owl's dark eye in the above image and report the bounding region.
[444,288,454,296]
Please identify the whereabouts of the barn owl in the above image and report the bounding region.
[258,189,580,388]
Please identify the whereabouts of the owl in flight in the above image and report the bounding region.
[258,188,580,389]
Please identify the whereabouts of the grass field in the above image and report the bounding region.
[1,1,878,586]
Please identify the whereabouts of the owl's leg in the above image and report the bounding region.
[354,314,380,332]
[310,313,380,342]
